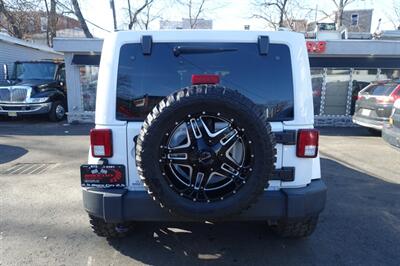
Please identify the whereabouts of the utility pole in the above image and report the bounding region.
[110,0,117,30]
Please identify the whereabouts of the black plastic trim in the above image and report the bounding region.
[274,130,296,145]
[271,167,295,181]
[82,179,327,222]
[141,35,153,55]
[258,35,269,55]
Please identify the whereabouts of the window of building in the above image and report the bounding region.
[351,14,359,26]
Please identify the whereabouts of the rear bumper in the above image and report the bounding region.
[352,115,387,130]
[82,179,327,223]
[382,124,400,149]
[0,102,51,115]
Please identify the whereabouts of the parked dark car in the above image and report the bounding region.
[352,80,400,134]
[382,99,400,149]
[0,60,67,121]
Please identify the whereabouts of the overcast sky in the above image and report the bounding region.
[79,0,398,38]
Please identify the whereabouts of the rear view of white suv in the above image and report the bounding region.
[81,30,326,238]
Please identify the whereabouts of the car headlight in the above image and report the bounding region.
[26,97,49,103]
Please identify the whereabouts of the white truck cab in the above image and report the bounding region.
[81,30,326,238]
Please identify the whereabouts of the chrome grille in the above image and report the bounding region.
[0,87,28,102]
[11,88,27,102]
[0,88,11,102]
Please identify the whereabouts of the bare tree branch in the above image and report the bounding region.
[252,0,309,30]
[71,0,93,38]
[0,0,40,38]
[127,0,154,30]
[175,0,223,29]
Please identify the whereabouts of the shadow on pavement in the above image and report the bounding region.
[106,158,400,266]
[0,144,28,164]
[0,117,92,136]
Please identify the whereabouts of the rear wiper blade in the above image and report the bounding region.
[173,46,238,57]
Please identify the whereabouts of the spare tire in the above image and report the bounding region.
[136,85,276,220]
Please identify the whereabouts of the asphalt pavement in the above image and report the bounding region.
[0,120,399,266]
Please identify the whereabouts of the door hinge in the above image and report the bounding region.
[271,167,295,182]
[274,130,296,145]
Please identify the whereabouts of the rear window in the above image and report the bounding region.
[361,83,398,96]
[116,42,294,121]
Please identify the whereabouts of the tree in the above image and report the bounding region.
[126,0,154,30]
[252,0,309,30]
[175,0,223,29]
[138,1,161,30]
[387,0,400,29]
[331,0,357,29]
[43,0,57,47]
[70,0,93,38]
[0,0,40,38]
[177,0,206,29]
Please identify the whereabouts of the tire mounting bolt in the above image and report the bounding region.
[175,122,178,125]
[180,193,183,196]
[163,173,166,176]
[251,154,254,158]
[217,112,221,116]
[249,168,253,171]
[188,114,191,118]
[233,190,236,194]
[207,200,210,203]
[202,111,206,114]
[210,168,214,171]
[169,184,173,187]
[243,180,246,184]
[193,198,196,201]
[165,133,169,136]
[159,159,162,162]
[220,197,224,200]
[248,140,252,144]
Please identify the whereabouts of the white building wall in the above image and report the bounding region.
[0,40,60,82]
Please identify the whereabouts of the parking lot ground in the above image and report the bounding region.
[0,121,399,266]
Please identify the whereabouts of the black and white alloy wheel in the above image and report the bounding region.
[161,113,253,203]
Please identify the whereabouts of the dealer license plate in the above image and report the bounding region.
[80,164,126,188]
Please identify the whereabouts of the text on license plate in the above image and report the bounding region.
[80,164,126,188]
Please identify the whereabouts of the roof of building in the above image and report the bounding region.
[0,33,61,54]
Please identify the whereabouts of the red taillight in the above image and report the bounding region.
[296,129,319,158]
[357,95,364,100]
[90,129,113,158]
[192,74,220,85]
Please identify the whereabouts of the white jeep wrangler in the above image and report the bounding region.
[81,30,327,238]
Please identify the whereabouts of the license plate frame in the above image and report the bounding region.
[80,164,126,188]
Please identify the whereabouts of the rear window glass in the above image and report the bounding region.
[361,83,397,96]
[116,42,294,121]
